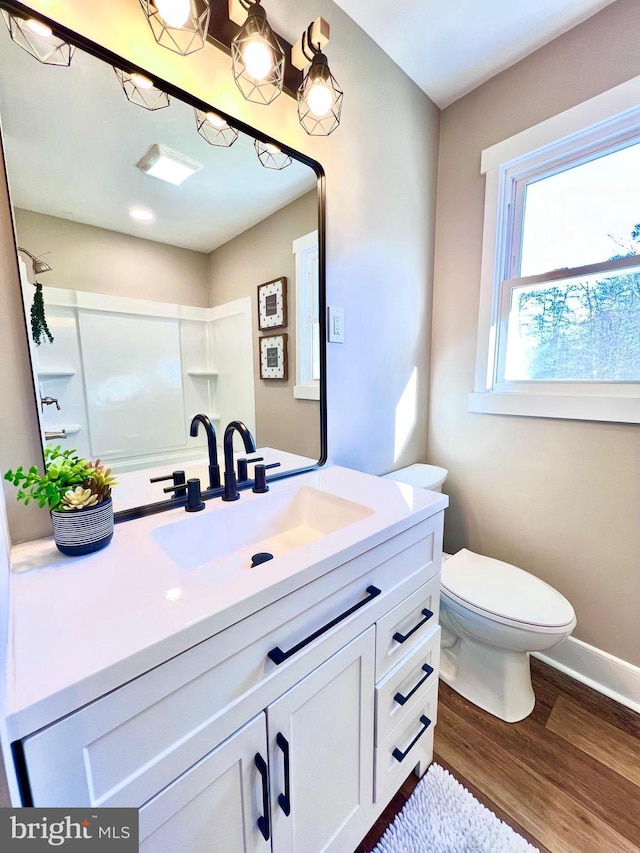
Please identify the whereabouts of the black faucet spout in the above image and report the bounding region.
[190,413,221,489]
[222,420,257,501]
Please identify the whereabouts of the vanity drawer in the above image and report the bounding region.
[374,679,439,805]
[23,515,442,808]
[375,626,440,746]
[375,573,440,680]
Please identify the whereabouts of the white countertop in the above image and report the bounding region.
[6,464,447,739]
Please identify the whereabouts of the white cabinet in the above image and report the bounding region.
[139,714,270,853]
[143,629,375,853]
[268,629,375,853]
[18,510,445,852]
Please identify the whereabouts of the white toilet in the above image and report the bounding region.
[383,464,576,722]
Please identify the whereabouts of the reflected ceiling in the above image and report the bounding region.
[0,25,315,252]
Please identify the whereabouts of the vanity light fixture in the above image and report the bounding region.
[254,139,292,171]
[137,143,203,186]
[194,109,239,147]
[230,0,285,105]
[1,10,75,65]
[293,19,343,136]
[139,0,210,56]
[129,206,156,223]
[114,67,171,111]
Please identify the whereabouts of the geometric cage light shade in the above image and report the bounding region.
[194,109,239,147]
[113,67,171,111]
[231,1,285,106]
[297,51,343,136]
[1,9,75,66]
[138,0,211,56]
[254,139,292,170]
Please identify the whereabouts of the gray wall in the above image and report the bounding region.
[430,0,640,665]
[209,191,320,460]
[0,0,440,543]
[15,209,210,306]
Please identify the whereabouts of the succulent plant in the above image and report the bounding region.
[61,486,99,510]
[83,458,116,505]
[4,446,117,511]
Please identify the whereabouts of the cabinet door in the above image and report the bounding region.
[267,627,375,853]
[139,713,270,853]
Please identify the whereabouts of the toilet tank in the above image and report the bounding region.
[383,463,448,492]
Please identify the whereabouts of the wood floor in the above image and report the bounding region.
[356,658,640,852]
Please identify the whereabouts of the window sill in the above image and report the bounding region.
[294,385,320,401]
[468,391,640,423]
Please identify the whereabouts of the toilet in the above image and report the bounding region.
[383,464,576,722]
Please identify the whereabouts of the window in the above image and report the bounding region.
[292,230,320,400]
[470,75,640,423]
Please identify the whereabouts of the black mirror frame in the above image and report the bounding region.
[0,0,327,523]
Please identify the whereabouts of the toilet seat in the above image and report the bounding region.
[441,549,575,632]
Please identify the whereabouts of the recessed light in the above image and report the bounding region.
[136,143,203,186]
[129,206,156,223]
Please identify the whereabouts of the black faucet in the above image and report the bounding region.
[222,420,257,501]
[189,414,221,490]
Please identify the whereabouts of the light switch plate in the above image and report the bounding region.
[328,306,344,343]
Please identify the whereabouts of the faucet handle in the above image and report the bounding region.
[252,463,281,494]
[164,478,205,512]
[150,470,185,483]
[151,470,187,499]
[237,456,264,482]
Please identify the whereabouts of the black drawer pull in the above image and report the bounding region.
[393,663,434,706]
[276,733,291,816]
[392,608,433,644]
[392,715,432,763]
[255,753,270,841]
[267,585,382,665]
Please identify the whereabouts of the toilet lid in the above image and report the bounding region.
[441,549,575,628]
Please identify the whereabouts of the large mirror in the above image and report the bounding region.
[0,10,325,517]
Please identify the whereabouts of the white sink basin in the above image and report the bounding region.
[152,485,374,578]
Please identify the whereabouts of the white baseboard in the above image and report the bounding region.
[533,637,640,714]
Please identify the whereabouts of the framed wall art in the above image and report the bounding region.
[257,277,287,331]
[260,333,288,380]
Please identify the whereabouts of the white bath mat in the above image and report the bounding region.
[373,763,539,853]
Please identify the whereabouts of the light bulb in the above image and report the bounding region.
[129,206,155,222]
[130,72,154,90]
[26,19,52,38]
[242,39,273,81]
[154,0,191,28]
[205,112,228,129]
[306,81,333,118]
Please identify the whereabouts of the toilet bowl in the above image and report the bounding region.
[383,464,576,722]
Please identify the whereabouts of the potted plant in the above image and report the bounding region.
[4,445,117,556]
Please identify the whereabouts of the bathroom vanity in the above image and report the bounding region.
[4,465,445,852]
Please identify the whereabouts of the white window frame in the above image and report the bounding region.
[292,230,320,401]
[470,74,640,423]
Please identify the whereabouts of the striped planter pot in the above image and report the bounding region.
[51,498,114,557]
